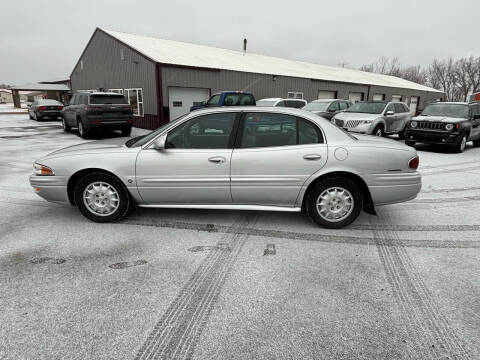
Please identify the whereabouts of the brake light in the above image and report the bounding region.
[408,156,419,169]
[57,106,63,110]
[38,106,46,110]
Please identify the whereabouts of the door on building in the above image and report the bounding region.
[317,90,337,99]
[168,87,210,121]
[348,92,363,103]
[409,97,419,115]
[372,94,385,101]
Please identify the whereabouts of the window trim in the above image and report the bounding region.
[235,112,325,149]
[125,88,144,117]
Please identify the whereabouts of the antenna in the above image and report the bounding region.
[243,38,247,56]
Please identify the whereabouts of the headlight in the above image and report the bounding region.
[445,124,454,131]
[410,121,417,128]
[33,163,54,176]
[361,120,372,124]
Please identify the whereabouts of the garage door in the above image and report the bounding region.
[318,90,337,99]
[348,92,363,103]
[373,94,385,101]
[409,97,419,115]
[168,87,210,121]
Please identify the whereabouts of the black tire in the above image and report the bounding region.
[397,128,406,140]
[35,111,41,121]
[78,119,89,138]
[372,125,385,137]
[62,117,71,132]
[121,126,132,136]
[74,172,130,223]
[451,134,467,153]
[306,177,363,229]
[29,112,33,120]
[405,140,416,147]
[473,139,480,148]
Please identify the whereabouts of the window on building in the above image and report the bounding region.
[109,89,124,94]
[287,92,304,99]
[392,95,402,102]
[125,88,144,116]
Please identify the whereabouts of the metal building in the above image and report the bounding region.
[71,28,445,129]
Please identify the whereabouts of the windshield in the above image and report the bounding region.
[125,114,188,148]
[346,102,386,114]
[90,95,128,104]
[421,104,469,118]
[256,100,277,107]
[303,102,330,112]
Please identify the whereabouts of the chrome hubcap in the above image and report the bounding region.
[83,182,120,216]
[375,129,382,136]
[316,187,354,223]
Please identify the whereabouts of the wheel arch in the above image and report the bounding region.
[67,168,127,206]
[301,171,376,215]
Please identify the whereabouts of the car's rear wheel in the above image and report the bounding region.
[472,139,480,148]
[306,177,363,229]
[78,120,89,138]
[34,111,40,121]
[397,127,406,140]
[74,172,130,223]
[121,125,132,136]
[452,134,467,153]
[405,140,416,147]
[373,125,385,137]
[62,117,71,132]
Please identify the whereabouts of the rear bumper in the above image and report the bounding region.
[85,118,133,130]
[365,171,422,205]
[405,129,460,145]
[39,111,62,118]
[29,175,69,204]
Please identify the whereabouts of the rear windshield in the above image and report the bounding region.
[303,102,330,112]
[224,94,255,106]
[346,102,386,114]
[38,99,62,105]
[421,104,469,118]
[89,95,128,104]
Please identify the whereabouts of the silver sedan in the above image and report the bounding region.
[30,107,421,229]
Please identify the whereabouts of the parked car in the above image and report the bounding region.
[28,99,64,121]
[332,101,411,138]
[405,102,480,153]
[190,91,255,111]
[30,107,421,229]
[303,99,352,120]
[256,98,307,108]
[62,92,133,138]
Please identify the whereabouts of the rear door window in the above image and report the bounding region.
[240,113,323,148]
[224,93,255,106]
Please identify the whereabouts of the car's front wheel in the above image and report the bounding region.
[452,134,467,153]
[373,125,385,137]
[121,125,132,136]
[74,172,130,223]
[306,177,363,229]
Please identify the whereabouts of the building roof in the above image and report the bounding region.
[10,83,70,91]
[102,28,443,94]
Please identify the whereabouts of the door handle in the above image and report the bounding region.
[208,156,226,164]
[303,154,322,161]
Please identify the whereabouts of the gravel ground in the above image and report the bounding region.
[0,114,478,359]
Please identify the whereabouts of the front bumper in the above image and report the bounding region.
[365,171,422,206]
[405,129,460,145]
[29,175,69,203]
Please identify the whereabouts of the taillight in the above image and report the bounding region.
[408,156,419,169]
[38,106,46,110]
[57,106,63,110]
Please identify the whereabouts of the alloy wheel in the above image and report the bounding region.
[82,182,120,216]
[316,187,354,223]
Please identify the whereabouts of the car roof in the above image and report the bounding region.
[37,99,61,103]
[431,102,468,105]
[311,99,338,103]
[212,91,253,95]
[258,98,306,102]
[77,91,124,96]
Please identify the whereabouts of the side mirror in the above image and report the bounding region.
[385,110,394,116]
[153,133,167,150]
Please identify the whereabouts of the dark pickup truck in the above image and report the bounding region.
[190,91,256,111]
[62,92,134,138]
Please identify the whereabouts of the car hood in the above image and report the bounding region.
[412,115,467,123]
[46,137,130,157]
[334,112,382,121]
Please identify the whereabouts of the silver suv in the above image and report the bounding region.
[332,101,411,137]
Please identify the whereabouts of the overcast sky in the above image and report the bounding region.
[1,0,479,85]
